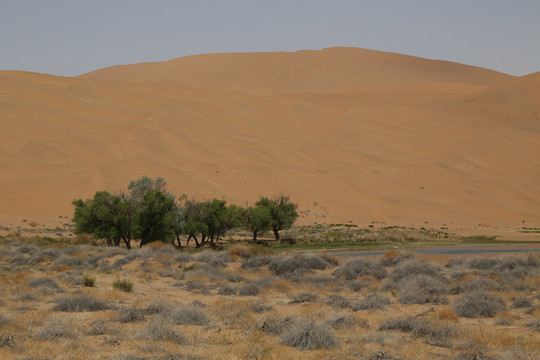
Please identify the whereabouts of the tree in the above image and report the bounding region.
[72,191,136,249]
[244,205,272,243]
[256,194,298,241]
[134,189,177,247]
[72,176,180,249]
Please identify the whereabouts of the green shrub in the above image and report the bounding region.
[112,278,134,292]
[83,275,96,287]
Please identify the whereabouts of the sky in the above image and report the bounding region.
[1,0,540,77]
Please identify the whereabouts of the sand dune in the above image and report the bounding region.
[1,48,539,233]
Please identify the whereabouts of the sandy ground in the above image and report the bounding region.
[1,47,539,237]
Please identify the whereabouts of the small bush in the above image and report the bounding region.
[38,316,78,339]
[196,251,230,267]
[83,275,96,287]
[398,275,448,304]
[279,321,338,350]
[333,258,387,281]
[325,294,351,309]
[379,316,455,345]
[143,300,173,315]
[289,292,320,304]
[52,295,110,312]
[237,282,261,296]
[269,254,333,276]
[510,297,532,309]
[379,250,415,267]
[217,285,237,295]
[260,316,297,335]
[326,312,357,329]
[139,317,185,344]
[0,313,11,326]
[453,291,505,318]
[119,306,145,323]
[87,320,108,335]
[389,258,442,282]
[241,255,271,270]
[462,277,496,292]
[28,277,63,292]
[526,319,540,331]
[170,306,210,326]
[112,278,134,292]
[353,293,391,310]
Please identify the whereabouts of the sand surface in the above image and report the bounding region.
[1,47,539,237]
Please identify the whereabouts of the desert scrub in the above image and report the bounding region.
[112,278,134,292]
[83,274,96,287]
[398,274,448,304]
[268,253,335,276]
[389,258,443,282]
[118,306,146,323]
[37,315,79,339]
[171,305,210,326]
[279,320,338,350]
[453,291,505,318]
[139,316,186,344]
[333,258,387,281]
[52,294,110,312]
[28,277,63,293]
[352,293,391,310]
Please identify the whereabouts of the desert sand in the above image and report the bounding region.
[1,47,539,236]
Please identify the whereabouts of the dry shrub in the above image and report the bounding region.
[453,291,505,318]
[241,254,272,270]
[353,293,391,310]
[237,282,262,296]
[260,315,297,335]
[437,308,459,322]
[333,258,387,281]
[325,294,352,309]
[170,305,210,326]
[112,278,134,292]
[379,250,416,267]
[37,315,79,340]
[398,274,448,304]
[139,316,186,344]
[510,297,532,309]
[389,258,442,282]
[86,319,108,335]
[461,276,496,293]
[326,312,357,329]
[52,294,110,312]
[269,253,334,276]
[28,277,63,292]
[279,320,338,350]
[289,292,320,304]
[196,251,230,267]
[119,306,145,323]
[379,316,455,346]
[217,285,237,295]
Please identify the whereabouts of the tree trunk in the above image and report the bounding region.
[252,231,258,243]
[273,228,280,242]
[106,238,113,247]
[123,237,131,250]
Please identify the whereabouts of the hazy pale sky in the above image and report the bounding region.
[1,0,539,77]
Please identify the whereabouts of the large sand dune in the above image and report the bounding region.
[1,48,539,234]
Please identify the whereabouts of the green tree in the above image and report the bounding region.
[256,194,298,241]
[244,205,272,243]
[134,189,177,247]
[72,191,136,249]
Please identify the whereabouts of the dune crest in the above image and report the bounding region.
[1,48,539,233]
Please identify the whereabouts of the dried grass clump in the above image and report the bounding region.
[398,274,448,305]
[52,294,110,312]
[526,319,540,331]
[28,277,63,292]
[143,300,173,315]
[453,291,505,318]
[325,294,352,309]
[83,274,96,287]
[279,320,338,350]
[241,254,272,270]
[0,313,11,326]
[237,282,262,296]
[353,293,391,310]
[37,315,79,339]
[510,297,532,309]
[461,277,496,293]
[112,278,134,292]
[86,319,108,335]
[196,251,230,267]
[379,316,455,346]
[378,250,416,267]
[260,315,297,335]
[333,258,387,281]
[118,306,145,323]
[170,305,210,326]
[174,252,194,263]
[451,351,496,360]
[217,285,237,295]
[326,312,357,329]
[389,258,442,282]
[269,254,334,276]
[289,292,320,304]
[139,316,186,344]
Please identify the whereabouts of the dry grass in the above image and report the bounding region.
[0,235,538,359]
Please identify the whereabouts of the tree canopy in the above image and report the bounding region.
[72,176,298,249]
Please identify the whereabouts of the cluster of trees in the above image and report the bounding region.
[72,177,298,249]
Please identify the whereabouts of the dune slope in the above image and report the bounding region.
[1,48,538,232]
